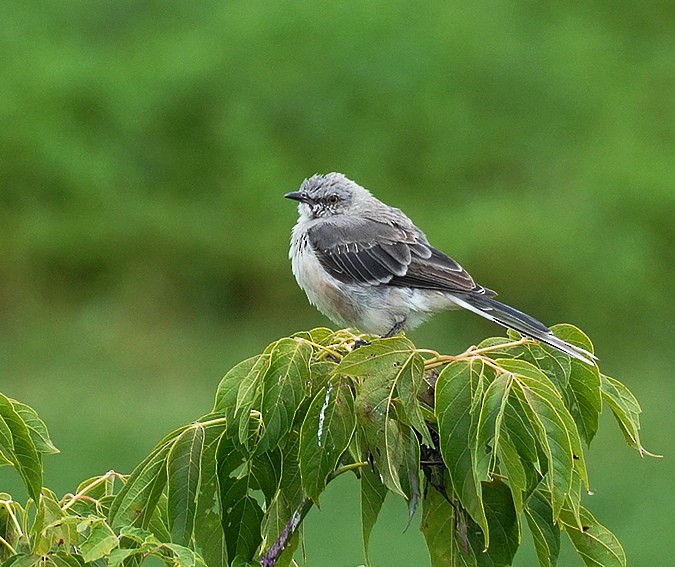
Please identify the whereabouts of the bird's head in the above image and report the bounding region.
[284,172,371,220]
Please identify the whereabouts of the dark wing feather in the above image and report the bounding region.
[390,248,495,296]
[307,217,492,295]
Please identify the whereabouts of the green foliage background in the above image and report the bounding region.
[1,2,673,565]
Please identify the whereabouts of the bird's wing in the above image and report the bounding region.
[307,217,491,295]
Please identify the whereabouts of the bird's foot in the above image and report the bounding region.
[383,319,406,338]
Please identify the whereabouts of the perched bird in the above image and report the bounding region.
[285,172,595,364]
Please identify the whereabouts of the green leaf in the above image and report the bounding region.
[600,374,655,456]
[360,467,388,567]
[213,356,260,416]
[236,354,272,448]
[501,359,582,518]
[219,478,264,562]
[250,449,282,505]
[502,330,572,391]
[44,554,85,567]
[0,394,42,502]
[502,395,540,468]
[194,424,228,567]
[159,542,206,566]
[395,352,434,446]
[260,434,304,567]
[109,440,173,529]
[0,497,23,562]
[400,423,422,524]
[167,423,205,547]
[9,400,59,455]
[475,373,512,483]
[565,359,602,446]
[421,484,476,567]
[260,338,312,449]
[435,359,489,544]
[108,548,143,567]
[525,489,560,567]
[496,430,527,515]
[335,336,415,376]
[305,360,337,398]
[559,506,626,567]
[79,519,119,563]
[474,480,519,567]
[550,324,595,356]
[292,326,336,345]
[35,495,80,555]
[5,555,42,567]
[299,380,356,503]
[353,379,399,496]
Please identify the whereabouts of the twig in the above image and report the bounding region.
[62,470,122,511]
[259,497,313,567]
[0,534,17,557]
[419,338,532,370]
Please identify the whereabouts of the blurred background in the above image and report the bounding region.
[1,1,673,565]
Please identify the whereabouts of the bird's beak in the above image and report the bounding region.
[284,191,307,203]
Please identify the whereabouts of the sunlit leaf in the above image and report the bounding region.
[159,542,206,566]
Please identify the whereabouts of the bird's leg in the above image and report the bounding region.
[383,319,405,338]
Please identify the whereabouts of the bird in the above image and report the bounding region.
[284,172,595,365]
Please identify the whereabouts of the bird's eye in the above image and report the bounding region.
[327,194,340,205]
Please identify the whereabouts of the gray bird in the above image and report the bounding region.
[285,172,595,365]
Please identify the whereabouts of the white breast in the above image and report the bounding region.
[289,223,360,328]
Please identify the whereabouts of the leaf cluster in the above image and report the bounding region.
[0,326,652,566]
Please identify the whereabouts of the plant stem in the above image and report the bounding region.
[197,416,229,428]
[62,470,122,511]
[259,497,313,567]
[0,534,17,557]
[327,461,369,481]
[420,338,532,370]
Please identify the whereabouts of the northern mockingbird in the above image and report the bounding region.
[285,172,595,365]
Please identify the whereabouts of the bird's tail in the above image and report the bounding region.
[452,294,597,365]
